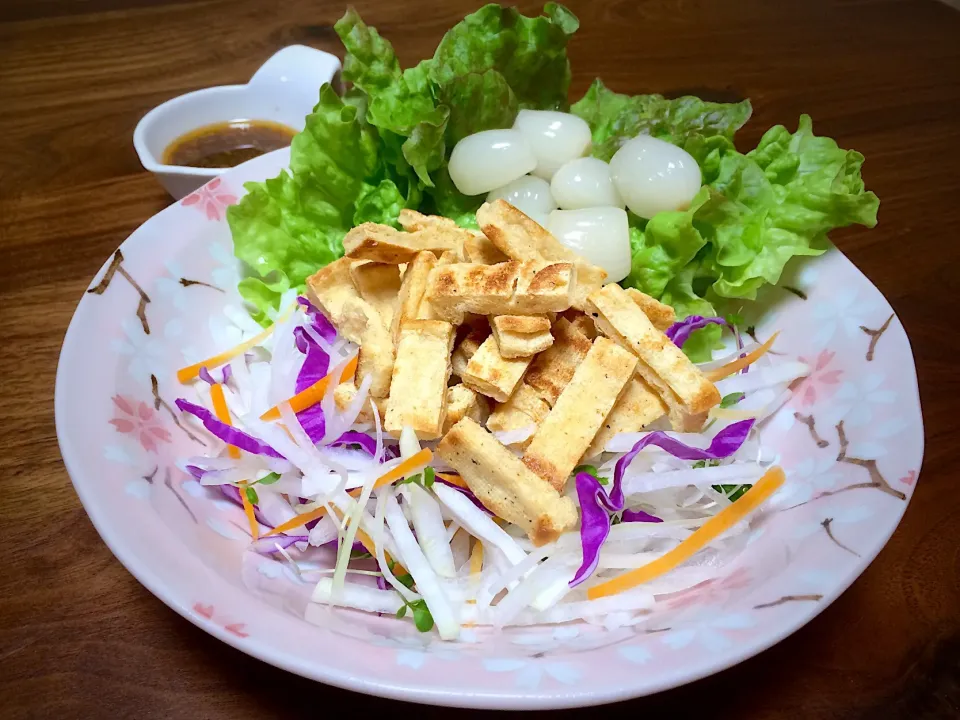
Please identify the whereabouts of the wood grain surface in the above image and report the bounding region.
[2,0,959,717]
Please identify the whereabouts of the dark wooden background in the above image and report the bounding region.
[2,0,959,717]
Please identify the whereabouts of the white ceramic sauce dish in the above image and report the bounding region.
[133,45,340,199]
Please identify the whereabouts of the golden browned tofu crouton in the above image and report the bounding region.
[464,231,509,264]
[486,383,550,448]
[476,199,606,310]
[524,317,593,406]
[306,257,360,326]
[460,334,533,402]
[490,314,554,358]
[586,375,668,457]
[343,222,461,264]
[443,384,490,433]
[625,288,676,332]
[425,260,575,321]
[334,383,388,424]
[451,325,490,379]
[338,298,396,399]
[586,284,720,415]
[392,251,437,342]
[384,320,456,439]
[438,417,579,546]
[349,261,402,329]
[523,337,638,491]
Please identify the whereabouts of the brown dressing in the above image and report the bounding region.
[162,119,297,169]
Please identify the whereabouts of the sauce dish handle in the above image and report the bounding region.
[249,45,341,95]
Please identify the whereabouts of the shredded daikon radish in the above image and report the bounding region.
[372,489,418,603]
[433,483,527,565]
[717,361,810,395]
[621,464,766,495]
[384,493,460,640]
[323,373,373,446]
[306,582,404,619]
[401,484,457,578]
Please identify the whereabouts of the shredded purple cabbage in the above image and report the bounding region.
[292,323,332,443]
[185,464,206,480]
[176,399,284,458]
[621,508,663,523]
[570,472,616,586]
[666,315,729,348]
[198,365,233,386]
[297,296,337,341]
[609,419,756,509]
[570,420,755,588]
[331,431,377,455]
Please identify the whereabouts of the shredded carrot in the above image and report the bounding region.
[259,355,359,421]
[176,304,294,383]
[705,332,779,382]
[239,485,259,541]
[469,539,484,576]
[209,383,240,459]
[436,472,469,489]
[261,449,433,538]
[586,466,785,600]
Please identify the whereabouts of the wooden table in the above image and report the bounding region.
[2,0,959,717]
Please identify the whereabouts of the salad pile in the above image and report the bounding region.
[229,3,878,359]
[170,4,880,637]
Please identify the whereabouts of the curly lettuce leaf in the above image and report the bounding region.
[335,9,448,187]
[430,3,578,111]
[571,78,752,162]
[441,69,519,145]
[621,115,879,356]
[228,85,398,323]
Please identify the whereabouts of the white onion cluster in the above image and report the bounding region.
[447,110,703,283]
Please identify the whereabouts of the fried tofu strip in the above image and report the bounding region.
[586,375,668,457]
[451,325,490,378]
[306,257,360,326]
[476,199,606,310]
[349,261,401,329]
[523,337,638,491]
[338,298,396,398]
[392,251,437,342]
[438,418,579,546]
[425,260,574,321]
[626,288,676,332]
[486,383,550,449]
[443,384,490,433]
[343,222,461,264]
[334,383,388,424]
[460,335,532,402]
[384,320,456,439]
[565,311,598,340]
[586,284,720,415]
[464,231,509,264]
[490,314,554,358]
[524,317,593,406]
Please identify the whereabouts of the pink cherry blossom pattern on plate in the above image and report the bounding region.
[180,177,238,221]
[792,349,843,409]
[109,395,172,453]
[193,602,249,637]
